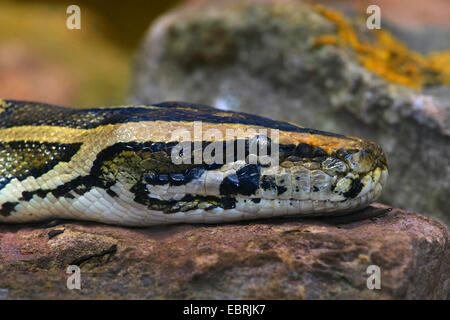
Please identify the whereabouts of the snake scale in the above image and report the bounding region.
[0,99,388,226]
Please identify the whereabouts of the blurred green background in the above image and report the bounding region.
[0,0,180,107]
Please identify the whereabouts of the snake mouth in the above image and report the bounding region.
[138,142,388,221]
[134,136,389,215]
[136,165,388,225]
[184,164,388,224]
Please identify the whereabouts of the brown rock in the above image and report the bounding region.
[0,203,448,299]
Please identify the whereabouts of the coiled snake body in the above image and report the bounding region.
[0,99,388,226]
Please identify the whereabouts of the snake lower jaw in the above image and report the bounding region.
[112,167,388,226]
[141,183,386,226]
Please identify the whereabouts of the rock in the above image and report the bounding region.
[129,0,450,226]
[317,0,450,29]
[0,203,448,299]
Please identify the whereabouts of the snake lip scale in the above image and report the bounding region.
[0,99,388,226]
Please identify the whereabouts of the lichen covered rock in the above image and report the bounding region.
[0,204,448,299]
[130,0,450,226]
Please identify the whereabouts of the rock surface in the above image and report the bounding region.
[0,203,448,299]
[130,0,450,226]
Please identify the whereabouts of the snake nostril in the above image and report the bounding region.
[377,149,388,169]
[336,147,376,173]
[249,135,271,156]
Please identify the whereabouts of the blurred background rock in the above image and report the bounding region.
[1,0,449,225]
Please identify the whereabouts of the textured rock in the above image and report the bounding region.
[129,0,450,226]
[0,203,448,299]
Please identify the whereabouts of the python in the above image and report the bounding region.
[0,99,388,226]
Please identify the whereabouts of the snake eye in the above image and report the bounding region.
[249,135,271,156]
[321,157,348,175]
[337,148,374,173]
[248,135,273,166]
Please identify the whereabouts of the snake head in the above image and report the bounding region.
[274,131,388,211]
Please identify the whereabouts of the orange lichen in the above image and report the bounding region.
[311,35,340,49]
[312,4,450,89]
